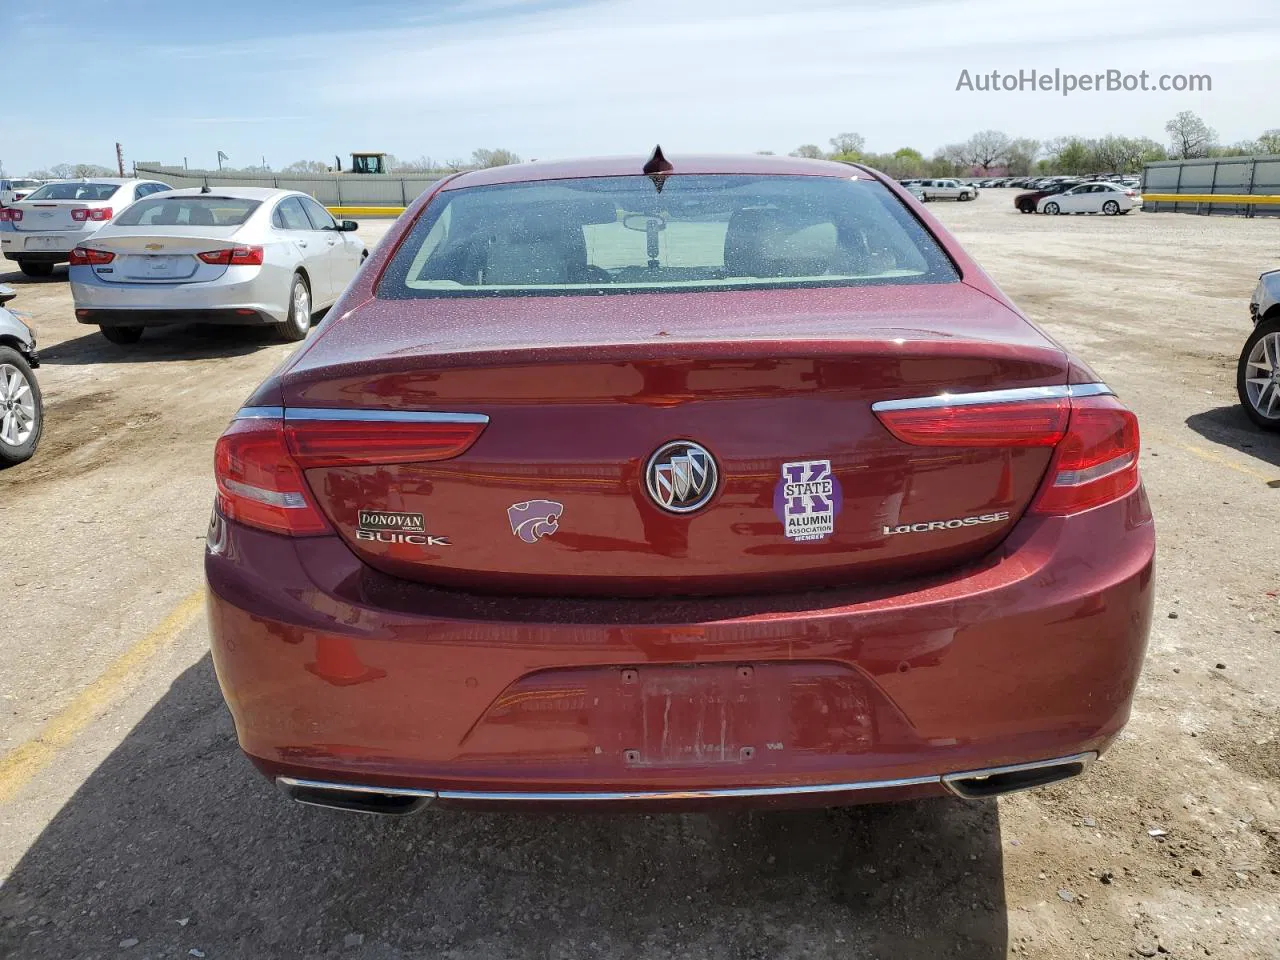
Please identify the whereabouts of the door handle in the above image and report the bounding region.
[327,238,337,246]
[297,240,308,248]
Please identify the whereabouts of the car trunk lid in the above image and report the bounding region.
[279,283,1068,596]
[81,230,245,282]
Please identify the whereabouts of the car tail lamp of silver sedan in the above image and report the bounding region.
[197,246,265,266]
[0,209,22,222]
[69,248,115,266]
[70,207,113,222]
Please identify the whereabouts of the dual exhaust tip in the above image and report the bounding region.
[276,752,1095,816]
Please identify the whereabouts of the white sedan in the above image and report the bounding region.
[68,187,367,344]
[0,178,172,276]
[1037,182,1142,215]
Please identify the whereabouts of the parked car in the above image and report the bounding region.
[1038,182,1141,216]
[0,177,172,277]
[1014,181,1077,213]
[918,179,975,201]
[1239,267,1280,430]
[0,178,44,208]
[206,152,1154,815]
[68,187,368,344]
[903,181,927,201]
[0,284,42,466]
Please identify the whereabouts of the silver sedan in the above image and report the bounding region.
[68,187,367,344]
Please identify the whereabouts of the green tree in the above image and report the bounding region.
[828,132,865,158]
[1258,129,1280,154]
[789,144,825,159]
[282,160,330,174]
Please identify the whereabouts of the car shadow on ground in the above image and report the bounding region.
[1185,405,1280,470]
[0,265,67,284]
[36,324,289,365]
[0,656,1007,960]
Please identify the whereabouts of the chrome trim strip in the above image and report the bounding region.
[284,408,489,424]
[1065,382,1114,399]
[277,775,938,806]
[940,752,1096,799]
[870,383,1111,412]
[277,777,438,801]
[235,405,284,420]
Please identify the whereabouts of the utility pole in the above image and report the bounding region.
[116,142,125,177]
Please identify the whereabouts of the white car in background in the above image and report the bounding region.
[0,178,44,208]
[69,187,367,344]
[918,179,975,202]
[0,177,172,277]
[1038,182,1142,216]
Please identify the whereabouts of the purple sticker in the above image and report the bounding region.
[773,459,841,542]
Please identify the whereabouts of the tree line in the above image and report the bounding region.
[786,113,1280,178]
[15,113,1279,180]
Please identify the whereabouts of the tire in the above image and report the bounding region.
[1102,200,1120,215]
[0,346,42,467]
[1018,204,1034,214]
[18,260,54,278]
[274,273,312,342]
[1237,317,1280,431]
[1043,202,1060,215]
[99,325,144,345]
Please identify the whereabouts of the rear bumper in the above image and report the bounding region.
[69,266,289,324]
[1,228,93,260]
[75,307,272,327]
[206,487,1155,809]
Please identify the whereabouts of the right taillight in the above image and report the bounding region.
[1030,395,1140,515]
[70,208,91,222]
[213,418,331,536]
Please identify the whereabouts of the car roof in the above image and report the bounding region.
[443,153,870,190]
[154,186,304,200]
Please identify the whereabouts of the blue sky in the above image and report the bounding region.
[2,0,1276,175]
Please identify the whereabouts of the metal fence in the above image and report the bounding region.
[133,164,441,208]
[1142,156,1280,217]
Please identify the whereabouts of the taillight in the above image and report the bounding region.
[1030,396,1140,515]
[284,416,487,468]
[90,207,113,221]
[0,208,23,221]
[69,247,115,265]
[213,418,331,536]
[198,245,264,266]
[874,398,1070,447]
[71,208,90,222]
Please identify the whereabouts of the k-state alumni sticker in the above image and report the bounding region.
[773,459,842,542]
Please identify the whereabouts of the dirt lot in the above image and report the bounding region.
[1,196,1277,960]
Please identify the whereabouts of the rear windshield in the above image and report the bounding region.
[25,182,120,201]
[114,197,261,227]
[379,174,957,299]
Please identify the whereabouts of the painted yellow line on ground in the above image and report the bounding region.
[328,205,406,217]
[1142,193,1280,205]
[1152,434,1279,484]
[0,588,206,804]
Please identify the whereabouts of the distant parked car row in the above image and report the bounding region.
[0,177,46,208]
[1,180,368,346]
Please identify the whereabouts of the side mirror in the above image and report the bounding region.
[0,284,16,306]
[341,220,358,232]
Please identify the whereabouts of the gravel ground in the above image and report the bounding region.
[0,194,1277,960]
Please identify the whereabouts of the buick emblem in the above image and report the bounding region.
[645,440,719,514]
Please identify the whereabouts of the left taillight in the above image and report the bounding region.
[284,416,487,468]
[213,418,331,536]
[69,247,115,265]
[198,245,264,266]
[0,208,22,222]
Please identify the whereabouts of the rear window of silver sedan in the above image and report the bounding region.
[25,182,121,201]
[113,197,261,228]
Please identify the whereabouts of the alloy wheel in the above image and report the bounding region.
[0,362,37,447]
[1244,331,1280,420]
[293,281,311,334]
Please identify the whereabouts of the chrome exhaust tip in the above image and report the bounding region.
[276,777,436,816]
[942,752,1096,800]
